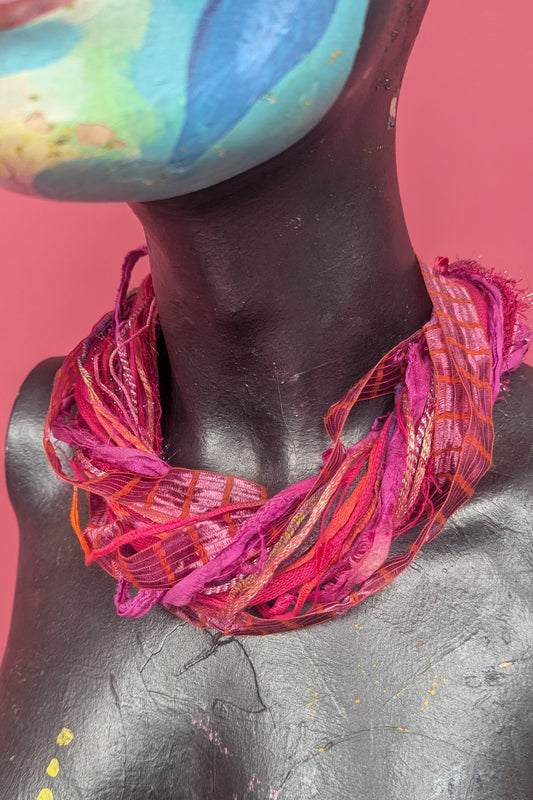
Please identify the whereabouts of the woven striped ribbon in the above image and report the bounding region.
[44,251,530,635]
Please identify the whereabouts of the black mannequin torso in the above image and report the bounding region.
[1,358,532,799]
[1,2,532,796]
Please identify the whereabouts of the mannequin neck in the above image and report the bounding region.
[130,98,432,493]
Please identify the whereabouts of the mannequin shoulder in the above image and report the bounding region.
[455,363,533,600]
[490,363,533,489]
[5,357,66,515]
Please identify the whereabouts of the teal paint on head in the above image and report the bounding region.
[125,0,208,163]
[128,0,206,112]
[0,20,82,76]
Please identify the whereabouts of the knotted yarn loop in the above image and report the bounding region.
[44,251,531,635]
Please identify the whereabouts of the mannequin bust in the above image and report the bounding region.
[1,1,532,798]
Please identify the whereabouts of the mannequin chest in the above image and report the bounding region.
[1,493,530,800]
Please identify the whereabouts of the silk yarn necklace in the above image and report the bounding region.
[44,249,530,635]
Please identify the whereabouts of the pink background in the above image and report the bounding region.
[1,0,532,660]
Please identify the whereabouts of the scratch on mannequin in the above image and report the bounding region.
[109,673,127,800]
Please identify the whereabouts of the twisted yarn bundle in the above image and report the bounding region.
[44,250,530,635]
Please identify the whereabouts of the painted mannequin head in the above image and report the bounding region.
[0,0,424,202]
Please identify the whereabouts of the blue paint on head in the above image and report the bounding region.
[0,20,82,76]
[171,0,339,165]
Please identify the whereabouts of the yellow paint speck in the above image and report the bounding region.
[46,759,59,778]
[428,689,435,695]
[56,728,74,747]
[36,790,53,800]
[498,661,513,669]
[329,49,342,64]
[432,681,438,687]
[318,747,324,753]
[355,699,361,704]
[267,95,277,104]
